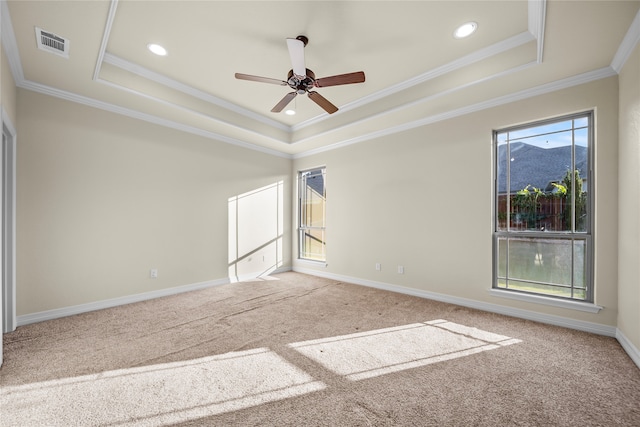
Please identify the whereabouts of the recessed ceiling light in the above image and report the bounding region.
[454,22,478,39]
[147,43,167,56]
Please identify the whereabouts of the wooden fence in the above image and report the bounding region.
[497,195,568,231]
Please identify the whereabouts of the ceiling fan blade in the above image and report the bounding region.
[308,91,338,114]
[235,73,287,86]
[286,38,306,77]
[315,71,366,88]
[271,92,297,113]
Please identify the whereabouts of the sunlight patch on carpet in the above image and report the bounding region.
[289,319,521,381]
[0,348,325,426]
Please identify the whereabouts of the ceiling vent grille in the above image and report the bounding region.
[35,27,70,58]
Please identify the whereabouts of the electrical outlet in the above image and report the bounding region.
[397,265,404,274]
[150,269,158,279]
[375,263,381,271]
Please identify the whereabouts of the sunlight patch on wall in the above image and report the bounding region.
[0,348,325,426]
[289,319,521,381]
[228,182,284,282]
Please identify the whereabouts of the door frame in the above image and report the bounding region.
[2,110,17,333]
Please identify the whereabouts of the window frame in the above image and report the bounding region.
[297,166,327,262]
[492,111,594,303]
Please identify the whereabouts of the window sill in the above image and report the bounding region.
[488,288,603,313]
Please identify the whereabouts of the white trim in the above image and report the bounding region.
[95,75,288,149]
[616,328,640,370]
[488,288,602,313]
[528,0,547,63]
[1,110,17,333]
[102,53,290,132]
[0,0,24,83]
[0,0,620,161]
[291,60,538,149]
[92,0,118,81]
[92,1,542,135]
[230,265,292,283]
[293,66,616,159]
[295,259,328,268]
[292,31,536,132]
[19,79,292,159]
[611,8,640,73]
[16,277,231,327]
[292,267,617,337]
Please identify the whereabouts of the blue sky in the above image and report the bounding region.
[497,118,589,149]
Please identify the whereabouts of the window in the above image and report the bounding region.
[494,112,593,301]
[298,167,326,261]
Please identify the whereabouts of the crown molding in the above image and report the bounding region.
[291,59,540,148]
[102,53,290,133]
[1,0,24,84]
[293,66,617,159]
[0,0,623,161]
[528,0,547,63]
[19,79,291,159]
[10,64,616,162]
[292,30,536,132]
[92,0,118,81]
[95,74,288,148]
[94,1,542,136]
[611,8,640,73]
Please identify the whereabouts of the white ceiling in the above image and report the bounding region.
[3,1,640,157]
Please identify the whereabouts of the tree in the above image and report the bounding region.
[562,169,587,231]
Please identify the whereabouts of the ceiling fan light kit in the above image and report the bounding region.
[235,35,365,115]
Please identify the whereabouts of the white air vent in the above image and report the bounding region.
[35,27,70,58]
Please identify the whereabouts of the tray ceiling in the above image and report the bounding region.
[3,1,639,157]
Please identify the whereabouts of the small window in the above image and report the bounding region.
[494,112,593,301]
[298,167,326,261]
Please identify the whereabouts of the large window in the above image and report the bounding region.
[298,167,326,261]
[494,112,593,301]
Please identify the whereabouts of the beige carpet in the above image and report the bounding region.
[1,272,639,426]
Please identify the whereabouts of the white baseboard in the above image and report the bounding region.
[292,266,618,338]
[16,267,294,327]
[616,328,640,370]
[293,267,640,367]
[17,277,231,327]
[16,267,638,371]
[230,266,292,283]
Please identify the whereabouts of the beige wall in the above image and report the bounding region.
[294,77,620,327]
[16,90,292,315]
[7,57,634,336]
[618,42,640,350]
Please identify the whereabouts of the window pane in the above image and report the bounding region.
[573,239,586,291]
[508,237,572,286]
[299,167,326,261]
[574,117,588,129]
[496,139,508,231]
[504,280,576,299]
[497,237,507,277]
[508,119,572,141]
[301,228,325,261]
[574,127,589,232]
[498,236,588,301]
[495,112,591,302]
[301,169,325,228]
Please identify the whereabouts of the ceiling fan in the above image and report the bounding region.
[235,35,365,115]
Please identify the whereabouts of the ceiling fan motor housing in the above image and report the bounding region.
[287,68,316,94]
